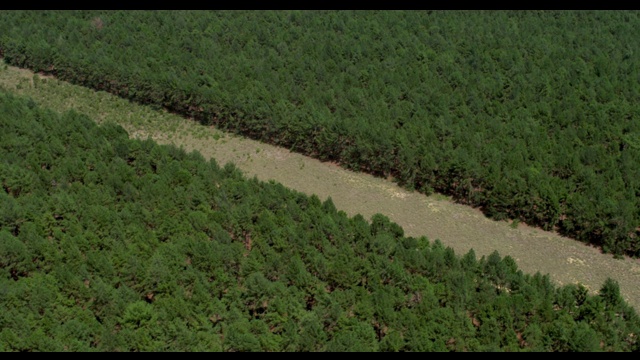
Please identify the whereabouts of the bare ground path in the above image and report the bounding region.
[2,64,639,310]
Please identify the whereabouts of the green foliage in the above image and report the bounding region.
[0,11,639,255]
[0,90,639,351]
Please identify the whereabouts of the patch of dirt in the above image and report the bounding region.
[2,62,639,311]
[129,123,640,311]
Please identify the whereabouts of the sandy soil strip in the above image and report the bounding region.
[2,65,639,310]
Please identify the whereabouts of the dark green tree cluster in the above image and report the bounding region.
[1,11,639,256]
[1,91,639,351]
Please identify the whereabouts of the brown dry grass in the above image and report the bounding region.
[1,62,639,310]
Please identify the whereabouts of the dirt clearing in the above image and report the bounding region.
[1,63,638,310]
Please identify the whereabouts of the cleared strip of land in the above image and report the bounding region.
[1,64,639,310]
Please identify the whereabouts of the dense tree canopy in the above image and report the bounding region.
[1,10,638,256]
[1,91,639,351]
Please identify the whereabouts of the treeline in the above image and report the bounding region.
[0,11,639,257]
[1,91,639,351]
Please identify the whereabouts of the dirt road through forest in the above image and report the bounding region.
[2,64,638,310]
